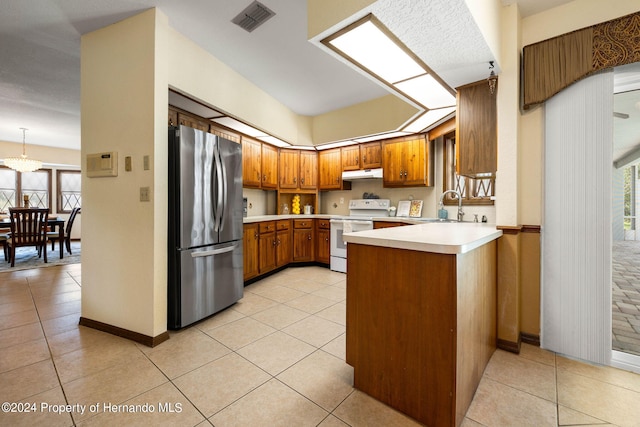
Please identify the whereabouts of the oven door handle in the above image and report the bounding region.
[341,220,373,226]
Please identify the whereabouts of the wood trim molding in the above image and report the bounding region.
[79,317,170,347]
[521,225,541,233]
[497,338,521,354]
[496,225,522,235]
[520,332,541,347]
[497,225,541,234]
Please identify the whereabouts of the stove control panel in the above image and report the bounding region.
[348,199,391,210]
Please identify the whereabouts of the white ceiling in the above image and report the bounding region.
[1,0,629,154]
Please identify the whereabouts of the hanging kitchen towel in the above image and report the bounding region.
[343,221,353,234]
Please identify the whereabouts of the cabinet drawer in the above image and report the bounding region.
[293,219,313,229]
[276,219,290,230]
[317,219,330,229]
[259,221,276,233]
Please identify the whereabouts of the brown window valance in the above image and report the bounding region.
[523,11,640,109]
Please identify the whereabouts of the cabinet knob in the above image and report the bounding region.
[301,177,305,184]
[404,171,407,177]
[254,233,258,239]
[355,156,358,163]
[307,234,312,240]
[263,174,266,181]
[293,177,297,183]
[273,239,277,246]
[325,237,329,242]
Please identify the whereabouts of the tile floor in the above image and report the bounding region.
[2,264,640,426]
[612,240,640,356]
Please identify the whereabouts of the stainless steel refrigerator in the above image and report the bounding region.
[168,125,243,329]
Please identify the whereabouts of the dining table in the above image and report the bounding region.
[0,216,66,259]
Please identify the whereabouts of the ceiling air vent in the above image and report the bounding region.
[232,1,276,33]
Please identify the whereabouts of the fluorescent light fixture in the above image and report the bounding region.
[353,131,411,143]
[258,135,291,147]
[212,117,267,138]
[395,74,456,109]
[315,140,359,150]
[322,14,457,134]
[403,107,456,134]
[287,145,317,151]
[328,20,424,84]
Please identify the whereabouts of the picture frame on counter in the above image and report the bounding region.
[409,200,423,217]
[396,200,411,217]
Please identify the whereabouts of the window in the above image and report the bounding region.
[57,170,81,213]
[623,165,636,231]
[0,166,52,211]
[442,132,495,205]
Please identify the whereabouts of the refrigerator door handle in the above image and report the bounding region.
[213,143,224,232]
[219,143,228,232]
[191,244,237,258]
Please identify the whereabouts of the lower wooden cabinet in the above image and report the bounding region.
[293,219,315,262]
[258,221,277,274]
[245,218,333,282]
[243,223,259,281]
[316,219,331,264]
[276,220,292,267]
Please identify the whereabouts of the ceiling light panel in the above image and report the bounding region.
[212,117,266,138]
[395,74,456,109]
[258,135,291,147]
[403,107,455,133]
[328,20,424,84]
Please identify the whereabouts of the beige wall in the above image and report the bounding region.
[81,9,167,337]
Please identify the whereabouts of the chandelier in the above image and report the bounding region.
[3,128,42,173]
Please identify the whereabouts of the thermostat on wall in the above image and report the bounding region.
[87,152,118,177]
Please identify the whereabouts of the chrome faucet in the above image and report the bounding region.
[440,190,464,222]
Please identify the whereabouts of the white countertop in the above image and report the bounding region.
[342,222,503,254]
[243,214,332,223]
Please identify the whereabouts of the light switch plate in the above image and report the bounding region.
[140,187,150,202]
[125,156,132,171]
[143,155,150,170]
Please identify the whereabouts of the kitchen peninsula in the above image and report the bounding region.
[343,223,502,426]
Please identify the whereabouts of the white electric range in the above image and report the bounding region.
[329,199,391,273]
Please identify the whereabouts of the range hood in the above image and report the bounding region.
[341,168,383,180]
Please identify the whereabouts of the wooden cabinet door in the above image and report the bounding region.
[361,142,382,169]
[299,150,318,189]
[382,140,404,187]
[319,148,342,190]
[261,143,278,189]
[259,231,276,274]
[456,79,497,176]
[276,229,291,267]
[341,145,361,171]
[316,228,330,264]
[243,224,259,281]
[403,137,427,186]
[293,229,314,262]
[279,149,299,189]
[177,112,209,131]
[242,137,262,188]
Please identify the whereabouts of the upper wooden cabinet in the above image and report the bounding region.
[456,79,497,177]
[279,149,300,189]
[261,143,278,189]
[177,112,209,132]
[360,142,382,169]
[341,142,382,171]
[299,150,318,189]
[382,135,432,187]
[242,137,262,189]
[279,149,317,190]
[341,145,361,171]
[319,148,344,190]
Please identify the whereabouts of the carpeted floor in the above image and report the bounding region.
[0,242,81,272]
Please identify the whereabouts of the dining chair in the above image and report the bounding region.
[0,228,9,261]
[7,207,49,267]
[47,207,81,255]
